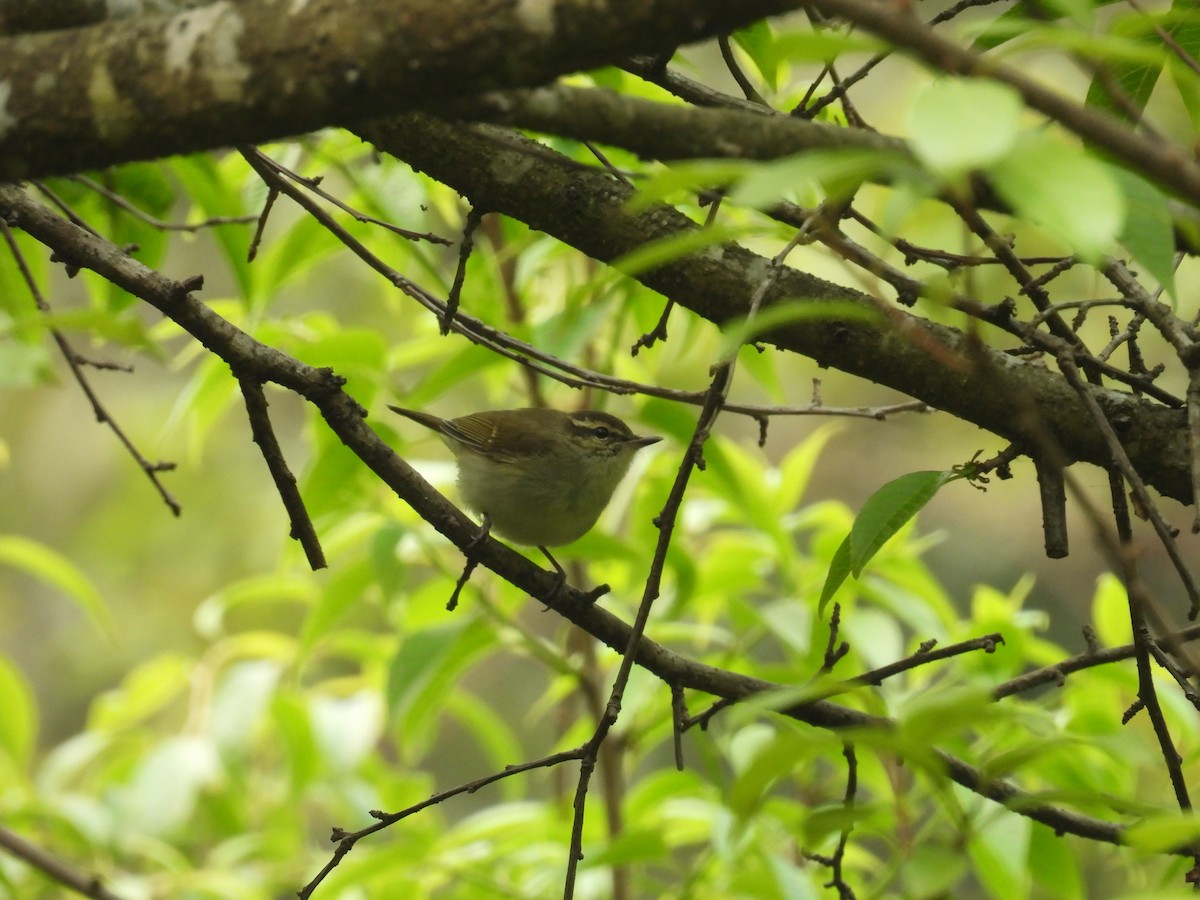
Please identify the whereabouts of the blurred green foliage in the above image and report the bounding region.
[2,3,1200,897]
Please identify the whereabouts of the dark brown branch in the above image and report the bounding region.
[0,823,124,900]
[236,376,326,570]
[358,113,1195,504]
[1035,458,1069,559]
[299,748,586,899]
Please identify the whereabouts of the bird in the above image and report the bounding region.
[388,406,660,582]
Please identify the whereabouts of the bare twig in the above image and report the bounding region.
[236,376,326,570]
[298,749,585,899]
[0,217,180,515]
[0,823,125,900]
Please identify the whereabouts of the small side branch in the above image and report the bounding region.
[0,823,124,900]
[0,215,180,515]
[237,376,326,570]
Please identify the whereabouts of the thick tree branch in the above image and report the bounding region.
[0,0,804,180]
[450,83,906,161]
[357,114,1192,504]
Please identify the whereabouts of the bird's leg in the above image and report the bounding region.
[467,514,493,550]
[538,546,610,605]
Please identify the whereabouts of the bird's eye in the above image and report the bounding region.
[592,426,612,439]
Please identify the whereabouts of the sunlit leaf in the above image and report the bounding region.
[0,656,36,769]
[732,20,779,91]
[848,470,956,576]
[1124,813,1200,853]
[989,133,1124,260]
[908,78,1023,178]
[0,534,113,640]
[1110,166,1177,302]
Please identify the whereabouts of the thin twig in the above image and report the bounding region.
[67,174,259,231]
[298,749,585,899]
[0,823,125,900]
[0,217,180,515]
[236,376,326,570]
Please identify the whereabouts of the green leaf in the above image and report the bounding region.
[0,534,113,640]
[89,654,192,731]
[1091,573,1132,647]
[627,160,758,211]
[584,828,670,867]
[386,622,497,750]
[819,469,958,616]
[908,78,1023,178]
[776,426,841,514]
[0,339,52,387]
[193,572,318,639]
[818,532,853,617]
[1110,166,1178,301]
[169,154,254,298]
[611,223,757,277]
[732,20,778,91]
[848,470,955,576]
[272,691,319,791]
[728,148,916,209]
[1028,823,1084,899]
[298,561,373,655]
[771,29,886,62]
[970,814,1030,899]
[902,842,970,897]
[0,656,36,769]
[1085,56,1162,123]
[1124,812,1200,853]
[1083,0,1198,122]
[988,133,1124,260]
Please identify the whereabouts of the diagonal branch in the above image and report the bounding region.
[236,376,326,570]
[357,113,1194,504]
[0,823,124,900]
